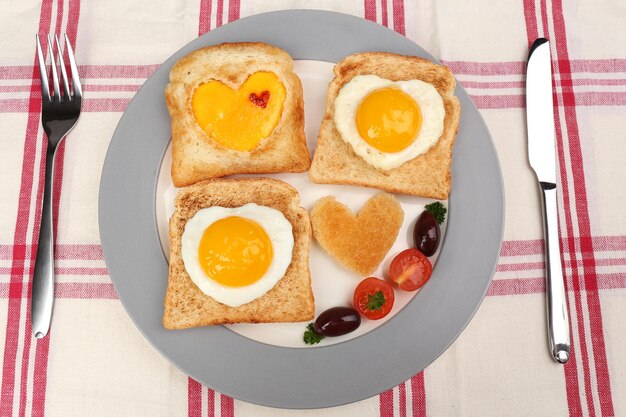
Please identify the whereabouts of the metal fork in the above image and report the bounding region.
[32,34,82,339]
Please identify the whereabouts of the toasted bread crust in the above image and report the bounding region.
[163,178,314,329]
[310,193,403,276]
[309,52,461,199]
[165,42,310,187]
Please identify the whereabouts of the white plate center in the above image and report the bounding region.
[155,60,447,348]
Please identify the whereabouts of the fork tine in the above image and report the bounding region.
[64,34,82,97]
[54,35,71,98]
[46,35,60,99]
[35,35,50,102]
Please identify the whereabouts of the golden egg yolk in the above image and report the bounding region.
[355,87,422,153]
[198,216,273,287]
[191,71,286,151]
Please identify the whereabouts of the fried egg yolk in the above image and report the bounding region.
[355,87,422,153]
[192,71,286,151]
[198,216,273,287]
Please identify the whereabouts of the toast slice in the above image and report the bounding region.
[310,194,403,276]
[309,52,461,199]
[163,178,314,329]
[165,42,310,187]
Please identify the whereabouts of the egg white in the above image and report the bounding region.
[334,75,445,170]
[181,203,294,307]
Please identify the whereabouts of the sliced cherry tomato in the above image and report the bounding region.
[353,277,395,320]
[389,248,432,291]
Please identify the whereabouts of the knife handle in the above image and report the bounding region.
[539,182,571,363]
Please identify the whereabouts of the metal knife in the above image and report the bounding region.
[526,38,571,364]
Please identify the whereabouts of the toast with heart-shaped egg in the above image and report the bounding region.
[165,42,310,187]
[309,52,461,199]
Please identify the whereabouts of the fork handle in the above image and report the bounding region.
[31,146,58,339]
[540,182,571,363]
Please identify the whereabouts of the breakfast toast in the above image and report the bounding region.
[309,52,461,199]
[163,178,314,329]
[165,42,310,187]
[310,193,403,276]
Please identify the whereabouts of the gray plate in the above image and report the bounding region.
[99,10,504,409]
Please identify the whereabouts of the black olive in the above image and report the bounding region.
[413,211,440,256]
[314,307,361,337]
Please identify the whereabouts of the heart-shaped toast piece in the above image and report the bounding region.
[310,193,404,276]
[192,71,286,151]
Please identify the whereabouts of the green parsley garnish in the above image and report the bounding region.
[425,202,447,225]
[366,290,385,311]
[303,323,325,345]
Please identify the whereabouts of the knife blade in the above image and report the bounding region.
[526,38,571,364]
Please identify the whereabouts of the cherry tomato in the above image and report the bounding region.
[389,248,432,291]
[353,277,395,320]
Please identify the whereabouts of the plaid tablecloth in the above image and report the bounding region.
[1,1,625,416]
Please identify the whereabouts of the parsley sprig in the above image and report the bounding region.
[425,202,447,225]
[303,323,325,345]
[366,290,385,311]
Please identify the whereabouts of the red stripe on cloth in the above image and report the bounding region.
[379,387,394,417]
[444,59,626,76]
[0,282,118,300]
[501,236,626,257]
[207,388,215,416]
[0,1,53,415]
[539,0,549,39]
[398,382,407,417]
[411,371,426,417]
[381,0,389,27]
[54,282,117,299]
[227,0,239,21]
[0,64,159,79]
[488,278,544,296]
[0,266,109,275]
[364,0,376,22]
[497,261,544,272]
[220,394,234,417]
[0,98,132,113]
[0,244,103,260]
[79,64,159,78]
[19,104,48,417]
[83,84,140,92]
[570,59,626,73]
[187,378,202,417]
[523,0,538,45]
[497,257,626,273]
[461,80,525,89]
[554,42,591,417]
[216,0,224,28]
[392,0,405,35]
[30,335,49,417]
[468,92,626,109]
[443,60,526,75]
[551,0,614,414]
[573,91,626,106]
[461,78,626,89]
[501,239,544,256]
[0,84,140,93]
[198,0,212,36]
[469,94,525,109]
